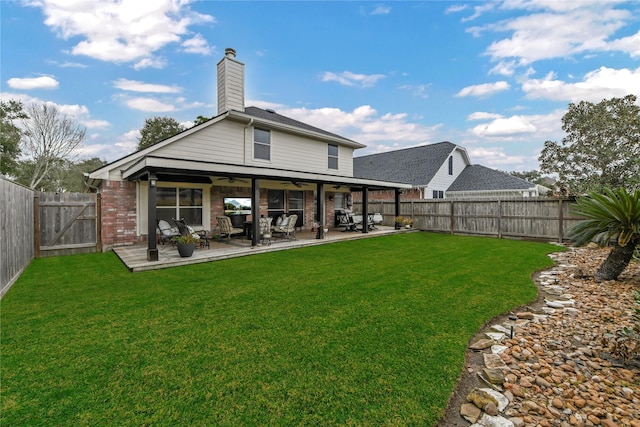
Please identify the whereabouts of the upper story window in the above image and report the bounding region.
[328,144,338,169]
[448,156,453,175]
[433,190,444,199]
[254,128,270,160]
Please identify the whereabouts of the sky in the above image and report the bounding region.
[1,0,639,172]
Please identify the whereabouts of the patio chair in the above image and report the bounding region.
[272,214,297,240]
[259,216,273,245]
[371,213,384,229]
[173,218,209,248]
[157,219,180,245]
[216,216,244,240]
[335,209,357,231]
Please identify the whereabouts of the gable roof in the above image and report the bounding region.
[353,142,463,185]
[447,165,535,192]
[243,107,359,145]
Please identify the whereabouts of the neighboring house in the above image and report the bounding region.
[86,48,410,258]
[353,142,548,200]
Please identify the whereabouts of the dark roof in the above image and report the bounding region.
[353,142,457,185]
[448,165,535,191]
[243,106,356,143]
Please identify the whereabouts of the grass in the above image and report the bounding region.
[1,232,561,426]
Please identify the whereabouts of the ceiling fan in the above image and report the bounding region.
[280,181,303,188]
[213,177,248,184]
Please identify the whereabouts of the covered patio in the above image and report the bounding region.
[114,224,411,272]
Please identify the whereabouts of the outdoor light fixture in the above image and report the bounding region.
[508,314,517,339]
[149,174,157,187]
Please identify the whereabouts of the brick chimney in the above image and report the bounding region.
[217,48,245,114]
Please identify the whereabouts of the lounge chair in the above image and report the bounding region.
[173,218,209,248]
[157,219,180,245]
[216,216,244,240]
[272,214,297,240]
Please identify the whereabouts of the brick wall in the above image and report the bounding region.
[351,188,421,202]
[100,180,139,248]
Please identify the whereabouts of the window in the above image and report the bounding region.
[448,156,453,175]
[254,128,270,160]
[156,187,203,226]
[328,144,339,169]
[432,190,444,199]
[267,189,285,219]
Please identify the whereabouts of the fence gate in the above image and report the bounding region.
[36,192,101,257]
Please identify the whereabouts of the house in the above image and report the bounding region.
[86,48,410,260]
[353,142,548,200]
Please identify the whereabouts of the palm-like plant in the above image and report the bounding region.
[568,188,640,281]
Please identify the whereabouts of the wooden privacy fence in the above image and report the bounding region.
[1,178,34,297]
[36,192,101,258]
[353,197,581,242]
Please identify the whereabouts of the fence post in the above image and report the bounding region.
[497,200,502,239]
[450,201,455,234]
[558,198,564,243]
[96,193,102,252]
[33,193,40,258]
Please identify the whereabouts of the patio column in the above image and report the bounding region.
[147,173,158,261]
[251,178,260,247]
[316,183,325,239]
[395,189,402,219]
[361,185,369,234]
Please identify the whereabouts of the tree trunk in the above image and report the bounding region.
[594,241,637,281]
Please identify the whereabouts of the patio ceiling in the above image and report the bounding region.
[121,155,412,192]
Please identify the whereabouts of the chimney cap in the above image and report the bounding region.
[224,48,236,58]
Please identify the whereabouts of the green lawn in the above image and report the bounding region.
[1,233,560,426]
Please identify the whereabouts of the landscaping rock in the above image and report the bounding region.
[467,387,499,409]
[438,246,640,426]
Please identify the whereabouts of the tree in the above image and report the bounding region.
[194,115,211,126]
[137,116,185,150]
[539,95,640,195]
[568,188,640,281]
[505,170,552,187]
[18,103,86,190]
[0,99,27,177]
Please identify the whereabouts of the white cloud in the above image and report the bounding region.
[370,6,391,16]
[124,97,176,112]
[113,78,181,93]
[445,4,468,14]
[133,57,168,70]
[81,119,110,129]
[181,33,213,55]
[321,71,386,88]
[455,81,510,98]
[398,84,430,99]
[470,115,537,137]
[608,29,640,57]
[26,0,215,64]
[488,60,516,77]
[7,76,59,90]
[467,112,504,121]
[461,2,497,22]
[467,147,527,168]
[478,3,632,66]
[522,66,640,102]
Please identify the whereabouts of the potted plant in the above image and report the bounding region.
[394,216,404,230]
[174,233,198,257]
[403,217,414,229]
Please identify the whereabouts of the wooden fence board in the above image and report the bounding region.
[0,178,34,297]
[38,192,98,257]
[353,197,579,242]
